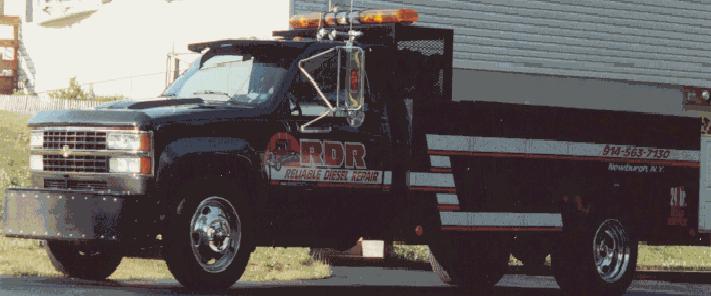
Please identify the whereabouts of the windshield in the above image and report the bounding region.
[163,51,290,105]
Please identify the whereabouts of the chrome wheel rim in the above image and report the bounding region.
[592,219,631,283]
[189,196,241,273]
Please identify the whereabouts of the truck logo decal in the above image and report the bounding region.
[61,145,71,158]
[264,132,301,171]
[265,133,379,186]
[299,139,366,169]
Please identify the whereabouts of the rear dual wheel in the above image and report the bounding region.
[552,217,637,296]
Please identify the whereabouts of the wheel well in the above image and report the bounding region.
[155,154,264,219]
[555,175,639,235]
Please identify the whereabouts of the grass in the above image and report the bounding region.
[638,245,711,270]
[0,110,330,281]
[0,238,330,280]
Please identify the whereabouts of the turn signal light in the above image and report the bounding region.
[289,8,418,29]
[350,69,359,91]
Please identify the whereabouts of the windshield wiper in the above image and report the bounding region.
[193,90,231,99]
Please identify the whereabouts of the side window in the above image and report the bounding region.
[291,53,338,117]
[290,48,365,117]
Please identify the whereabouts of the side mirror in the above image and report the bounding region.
[341,47,365,128]
[340,47,365,113]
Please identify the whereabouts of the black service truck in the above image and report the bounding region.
[3,8,711,295]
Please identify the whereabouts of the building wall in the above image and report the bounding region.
[4,0,290,98]
[293,0,708,117]
[454,68,693,117]
[293,0,711,88]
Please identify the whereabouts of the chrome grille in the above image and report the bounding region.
[43,155,109,173]
[43,130,107,150]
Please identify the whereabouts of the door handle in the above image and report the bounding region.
[299,125,332,134]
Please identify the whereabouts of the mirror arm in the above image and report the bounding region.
[298,49,337,111]
[297,49,339,132]
[299,109,333,133]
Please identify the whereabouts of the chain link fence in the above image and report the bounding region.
[0,95,105,114]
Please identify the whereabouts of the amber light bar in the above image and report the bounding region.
[359,9,418,24]
[289,8,418,29]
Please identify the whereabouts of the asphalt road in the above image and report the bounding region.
[0,267,709,296]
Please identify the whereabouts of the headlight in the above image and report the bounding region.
[109,157,151,174]
[107,132,151,151]
[30,131,43,148]
[30,155,43,171]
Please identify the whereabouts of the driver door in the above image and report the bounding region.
[264,46,392,246]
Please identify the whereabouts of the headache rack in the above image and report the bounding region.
[273,23,453,102]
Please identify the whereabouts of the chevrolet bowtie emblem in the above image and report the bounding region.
[61,145,71,158]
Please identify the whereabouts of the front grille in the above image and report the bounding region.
[44,179,108,191]
[43,155,109,173]
[43,130,107,150]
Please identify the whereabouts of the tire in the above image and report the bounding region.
[45,240,122,280]
[428,234,511,291]
[551,217,638,296]
[164,181,253,290]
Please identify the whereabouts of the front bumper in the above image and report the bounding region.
[2,187,141,241]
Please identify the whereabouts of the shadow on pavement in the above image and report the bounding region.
[3,276,564,296]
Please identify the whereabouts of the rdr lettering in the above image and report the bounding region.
[300,139,366,169]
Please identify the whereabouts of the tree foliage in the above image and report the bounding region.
[48,77,124,101]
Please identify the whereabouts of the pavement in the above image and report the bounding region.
[0,267,710,296]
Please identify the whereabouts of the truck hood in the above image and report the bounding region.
[28,98,264,129]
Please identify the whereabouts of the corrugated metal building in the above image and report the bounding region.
[292,0,711,116]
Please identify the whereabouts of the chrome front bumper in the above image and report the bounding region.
[2,187,142,241]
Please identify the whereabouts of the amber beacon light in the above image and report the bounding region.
[359,9,418,24]
[289,8,419,29]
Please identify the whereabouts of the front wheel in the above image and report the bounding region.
[45,240,122,280]
[552,218,638,296]
[164,183,253,290]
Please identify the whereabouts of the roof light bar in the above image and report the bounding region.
[289,8,418,29]
[359,9,418,24]
[289,12,323,29]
